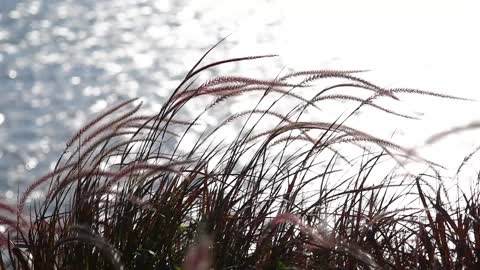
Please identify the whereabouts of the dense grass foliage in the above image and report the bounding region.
[1,45,479,269]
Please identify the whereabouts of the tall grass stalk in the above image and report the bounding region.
[1,44,478,269]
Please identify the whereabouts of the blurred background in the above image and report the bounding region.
[1,0,480,197]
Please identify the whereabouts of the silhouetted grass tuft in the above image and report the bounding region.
[1,43,478,269]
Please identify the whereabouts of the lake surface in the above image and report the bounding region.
[0,0,255,194]
[1,0,480,199]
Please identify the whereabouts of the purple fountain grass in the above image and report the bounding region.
[0,41,478,269]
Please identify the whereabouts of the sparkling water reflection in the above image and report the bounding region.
[0,0,286,198]
[1,0,480,202]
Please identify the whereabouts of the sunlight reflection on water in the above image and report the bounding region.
[1,0,479,203]
[0,0,285,200]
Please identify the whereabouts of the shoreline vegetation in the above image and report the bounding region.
[1,43,479,269]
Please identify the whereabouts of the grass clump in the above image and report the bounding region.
[1,43,479,269]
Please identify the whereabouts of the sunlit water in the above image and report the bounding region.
[1,0,480,202]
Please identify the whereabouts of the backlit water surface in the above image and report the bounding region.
[1,0,480,201]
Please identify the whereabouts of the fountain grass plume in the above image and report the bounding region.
[1,43,479,269]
